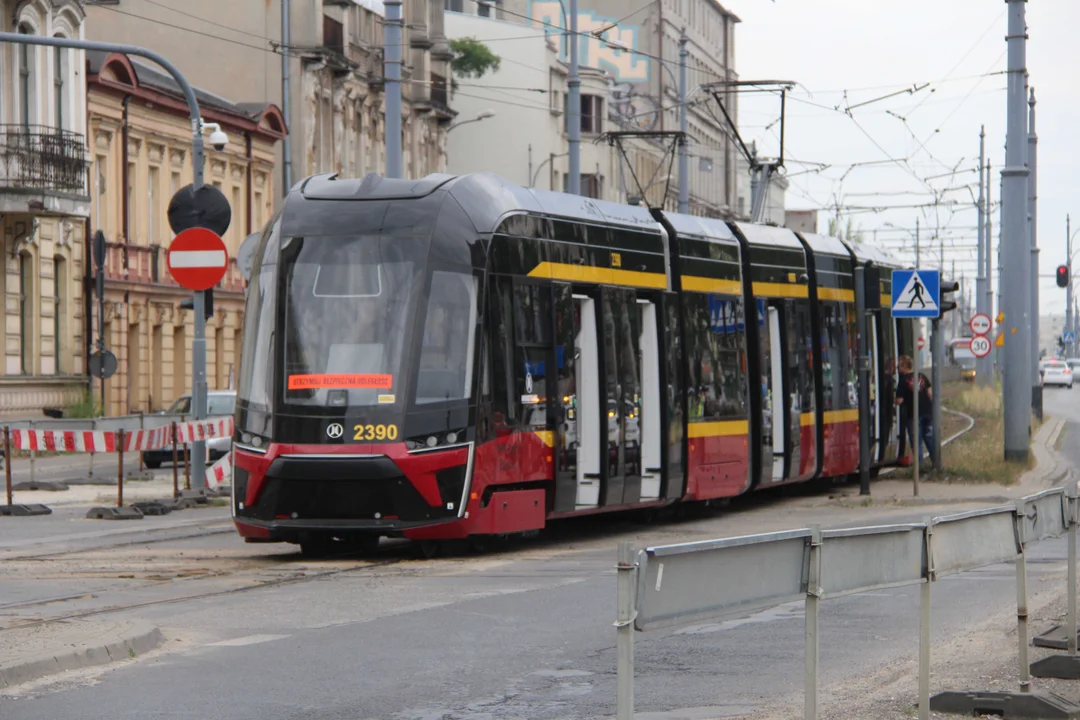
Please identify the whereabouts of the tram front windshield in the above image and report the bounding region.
[278,234,477,411]
[281,234,423,409]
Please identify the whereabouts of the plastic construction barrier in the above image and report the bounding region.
[205,451,232,490]
[7,417,233,453]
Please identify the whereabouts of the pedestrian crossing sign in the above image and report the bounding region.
[891,269,941,318]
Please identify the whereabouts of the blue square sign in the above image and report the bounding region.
[891,269,941,318]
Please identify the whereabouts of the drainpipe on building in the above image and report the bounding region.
[83,216,93,397]
[281,0,292,194]
[245,132,253,236]
[121,93,132,269]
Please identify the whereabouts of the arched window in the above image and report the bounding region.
[54,256,66,374]
[53,43,67,130]
[19,252,34,375]
[18,24,35,130]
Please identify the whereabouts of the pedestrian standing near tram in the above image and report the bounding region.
[895,354,934,468]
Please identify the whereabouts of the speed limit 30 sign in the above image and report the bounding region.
[970,335,993,358]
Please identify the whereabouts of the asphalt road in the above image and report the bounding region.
[2,388,1078,719]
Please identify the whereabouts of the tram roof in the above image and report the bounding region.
[662,212,739,245]
[848,241,901,268]
[800,232,852,260]
[733,222,804,250]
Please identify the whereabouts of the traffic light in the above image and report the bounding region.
[179,289,214,319]
[1058,264,1070,288]
[938,278,959,316]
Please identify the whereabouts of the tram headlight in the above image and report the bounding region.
[406,428,469,452]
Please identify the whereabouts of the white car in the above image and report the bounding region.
[1041,360,1074,388]
[141,391,235,468]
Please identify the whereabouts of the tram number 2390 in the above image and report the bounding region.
[353,424,399,441]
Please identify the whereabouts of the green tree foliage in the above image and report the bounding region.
[828,217,865,245]
[449,37,501,82]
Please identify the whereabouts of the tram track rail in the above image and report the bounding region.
[0,556,404,634]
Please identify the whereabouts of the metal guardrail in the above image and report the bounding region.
[615,487,1076,720]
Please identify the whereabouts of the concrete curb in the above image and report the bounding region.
[0,622,164,690]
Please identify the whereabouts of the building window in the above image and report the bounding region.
[127,162,137,242]
[477,0,495,17]
[19,253,33,375]
[54,257,66,374]
[18,24,34,129]
[53,46,65,130]
[147,166,159,245]
[444,0,464,11]
[95,154,107,229]
[561,173,602,199]
[581,95,603,134]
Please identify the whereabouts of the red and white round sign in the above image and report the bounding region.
[166,227,229,291]
[917,337,925,351]
[969,313,992,336]
[970,335,992,358]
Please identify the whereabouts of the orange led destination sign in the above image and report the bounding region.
[287,374,393,390]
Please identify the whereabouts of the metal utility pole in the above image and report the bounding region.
[281,0,292,192]
[855,266,872,495]
[384,0,403,179]
[1028,87,1041,419]
[932,317,944,469]
[976,126,991,385]
[567,0,581,195]
[1001,0,1032,462]
[0,32,209,480]
[678,29,689,214]
[1068,216,1074,357]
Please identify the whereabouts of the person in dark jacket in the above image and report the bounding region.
[895,355,934,467]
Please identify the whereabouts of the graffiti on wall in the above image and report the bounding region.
[528,1,650,84]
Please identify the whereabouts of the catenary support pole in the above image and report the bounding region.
[384,0,403,179]
[855,266,872,495]
[1001,0,1032,461]
[931,319,943,469]
[1029,87,1041,418]
[678,29,689,213]
[281,0,291,193]
[615,542,635,720]
[976,126,991,385]
[0,31,210,491]
[567,0,581,195]
[913,332,921,495]
[1069,216,1074,357]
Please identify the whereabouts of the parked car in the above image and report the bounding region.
[1040,359,1074,389]
[1067,358,1080,373]
[141,391,236,469]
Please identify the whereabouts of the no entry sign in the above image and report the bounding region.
[167,227,228,291]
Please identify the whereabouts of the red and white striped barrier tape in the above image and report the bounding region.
[7,417,235,453]
[10,429,116,453]
[205,451,232,489]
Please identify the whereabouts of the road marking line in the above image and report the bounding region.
[207,634,289,647]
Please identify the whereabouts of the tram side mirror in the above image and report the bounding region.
[237,231,260,281]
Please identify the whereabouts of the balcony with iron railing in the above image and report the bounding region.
[0,125,88,194]
[103,242,246,293]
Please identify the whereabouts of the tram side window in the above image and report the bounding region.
[785,299,816,418]
[238,267,275,411]
[489,277,517,426]
[821,301,857,410]
[415,271,479,404]
[513,283,552,429]
[684,294,747,420]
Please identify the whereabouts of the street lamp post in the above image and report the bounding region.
[447,109,496,132]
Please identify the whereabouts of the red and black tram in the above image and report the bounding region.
[231,172,911,555]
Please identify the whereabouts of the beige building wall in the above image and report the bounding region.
[88,53,282,415]
[87,0,454,198]
[0,0,90,417]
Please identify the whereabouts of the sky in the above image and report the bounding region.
[723,0,1080,317]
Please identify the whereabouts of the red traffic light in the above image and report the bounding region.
[1058,265,1070,288]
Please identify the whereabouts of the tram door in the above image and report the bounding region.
[759,302,786,483]
[554,285,601,511]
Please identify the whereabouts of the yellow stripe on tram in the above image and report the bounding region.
[752,282,809,299]
[687,420,749,438]
[681,276,743,295]
[817,287,855,303]
[527,262,667,289]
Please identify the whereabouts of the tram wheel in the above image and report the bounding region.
[299,535,335,559]
[418,540,441,559]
